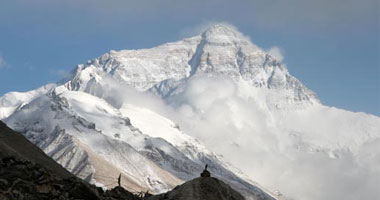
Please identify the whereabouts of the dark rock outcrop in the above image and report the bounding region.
[0,121,143,200]
[200,164,211,177]
[0,155,144,200]
[148,177,245,200]
[0,121,72,178]
[0,155,100,200]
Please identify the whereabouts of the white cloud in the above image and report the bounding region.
[82,74,379,200]
[268,46,284,62]
[168,76,379,200]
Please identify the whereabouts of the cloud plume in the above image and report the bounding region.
[268,46,284,62]
[91,74,379,200]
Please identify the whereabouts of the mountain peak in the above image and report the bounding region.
[200,23,250,44]
[56,22,318,108]
[202,23,240,36]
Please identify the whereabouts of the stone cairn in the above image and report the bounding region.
[200,164,210,177]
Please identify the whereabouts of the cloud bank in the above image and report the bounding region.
[169,77,379,200]
[93,74,379,200]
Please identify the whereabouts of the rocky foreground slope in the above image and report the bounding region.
[0,121,72,179]
[0,121,246,200]
[0,120,140,200]
[0,155,245,200]
[148,177,245,200]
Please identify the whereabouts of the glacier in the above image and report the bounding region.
[0,23,379,200]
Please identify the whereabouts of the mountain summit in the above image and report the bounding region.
[200,24,253,46]
[60,23,318,111]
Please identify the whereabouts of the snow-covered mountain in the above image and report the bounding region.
[1,24,379,200]
[61,24,318,110]
[2,87,278,199]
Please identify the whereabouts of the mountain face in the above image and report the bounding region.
[62,24,318,110]
[1,24,379,200]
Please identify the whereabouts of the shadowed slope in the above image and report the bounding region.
[0,120,73,178]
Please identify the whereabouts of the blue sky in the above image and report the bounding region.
[0,0,378,115]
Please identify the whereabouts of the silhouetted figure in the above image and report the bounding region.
[118,173,121,187]
[200,164,211,177]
